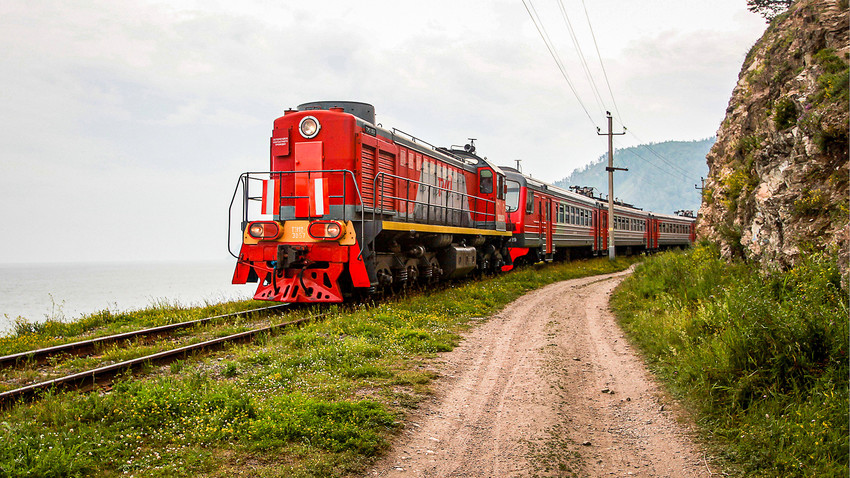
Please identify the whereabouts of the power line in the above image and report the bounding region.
[571,1,696,183]
[522,0,701,190]
[556,0,607,119]
[613,137,696,184]
[522,0,599,129]
[624,129,699,181]
[580,0,624,124]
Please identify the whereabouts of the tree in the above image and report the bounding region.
[747,0,794,21]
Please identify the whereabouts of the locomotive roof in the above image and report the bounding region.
[293,101,502,174]
[298,101,375,124]
[366,118,501,174]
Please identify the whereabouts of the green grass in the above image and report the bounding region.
[0,306,280,394]
[0,257,634,477]
[1,299,273,356]
[611,244,848,477]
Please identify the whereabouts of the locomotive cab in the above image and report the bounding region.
[438,142,508,231]
[475,164,507,230]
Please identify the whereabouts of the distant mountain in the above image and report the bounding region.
[553,138,713,215]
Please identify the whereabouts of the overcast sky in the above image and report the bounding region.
[0,0,766,264]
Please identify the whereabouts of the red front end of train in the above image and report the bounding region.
[229,101,513,303]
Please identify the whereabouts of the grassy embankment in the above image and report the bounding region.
[0,257,633,477]
[611,245,848,477]
[0,300,291,394]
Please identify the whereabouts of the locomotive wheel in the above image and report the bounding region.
[392,267,409,293]
[491,255,504,273]
[407,264,419,284]
[427,257,442,284]
[376,265,393,291]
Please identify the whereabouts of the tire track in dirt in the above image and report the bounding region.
[367,268,713,477]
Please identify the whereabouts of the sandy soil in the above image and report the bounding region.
[366,268,715,477]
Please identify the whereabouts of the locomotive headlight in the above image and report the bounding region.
[299,116,320,139]
[248,221,280,240]
[325,222,341,237]
[308,220,344,240]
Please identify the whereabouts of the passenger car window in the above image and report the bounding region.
[505,180,520,212]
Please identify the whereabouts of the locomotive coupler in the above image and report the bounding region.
[276,244,309,270]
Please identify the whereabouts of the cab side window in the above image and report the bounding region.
[479,169,493,195]
[526,191,535,214]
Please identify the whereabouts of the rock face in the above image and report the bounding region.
[698,0,849,273]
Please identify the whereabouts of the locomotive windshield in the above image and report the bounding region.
[505,180,521,212]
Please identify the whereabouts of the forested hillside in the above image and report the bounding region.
[554,138,712,214]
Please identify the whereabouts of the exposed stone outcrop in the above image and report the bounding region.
[697,0,849,274]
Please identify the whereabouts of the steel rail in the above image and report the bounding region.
[0,304,291,368]
[0,312,323,407]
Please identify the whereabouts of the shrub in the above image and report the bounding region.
[613,248,849,477]
[792,188,829,216]
[773,98,797,130]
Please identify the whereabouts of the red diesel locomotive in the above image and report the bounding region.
[229,101,696,303]
[229,101,513,303]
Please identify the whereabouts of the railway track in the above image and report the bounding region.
[0,303,290,368]
[0,260,613,408]
[0,305,323,407]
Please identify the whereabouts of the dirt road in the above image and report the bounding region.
[367,268,714,477]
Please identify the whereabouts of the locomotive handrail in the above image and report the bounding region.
[228,169,368,260]
[390,128,441,154]
[390,128,480,166]
[228,168,501,265]
[371,171,498,229]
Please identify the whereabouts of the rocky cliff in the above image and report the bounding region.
[697,0,849,273]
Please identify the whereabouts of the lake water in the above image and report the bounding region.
[0,261,257,334]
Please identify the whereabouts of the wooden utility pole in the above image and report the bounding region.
[597,111,626,260]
